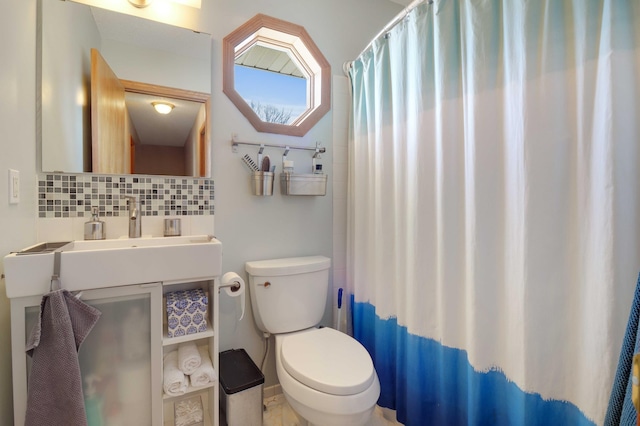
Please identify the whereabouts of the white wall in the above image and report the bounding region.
[41,0,100,173]
[0,0,38,423]
[101,38,211,94]
[332,75,350,333]
[0,1,400,423]
[209,0,400,388]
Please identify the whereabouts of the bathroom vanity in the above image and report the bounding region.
[4,235,222,426]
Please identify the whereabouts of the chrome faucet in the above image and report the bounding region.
[123,195,141,238]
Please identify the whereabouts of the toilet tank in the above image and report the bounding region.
[245,256,331,334]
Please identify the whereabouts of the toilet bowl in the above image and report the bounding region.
[245,256,380,426]
[275,328,380,426]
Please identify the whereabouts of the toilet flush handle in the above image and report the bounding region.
[259,281,271,288]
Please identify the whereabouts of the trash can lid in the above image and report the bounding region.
[219,348,265,395]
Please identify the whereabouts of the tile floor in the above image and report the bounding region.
[263,394,404,426]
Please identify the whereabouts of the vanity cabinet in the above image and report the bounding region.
[10,278,220,426]
[13,284,164,425]
[4,236,222,426]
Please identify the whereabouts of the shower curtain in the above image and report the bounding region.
[347,1,640,425]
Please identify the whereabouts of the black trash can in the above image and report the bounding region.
[219,349,265,426]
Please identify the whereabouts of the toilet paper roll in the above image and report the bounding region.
[221,272,246,321]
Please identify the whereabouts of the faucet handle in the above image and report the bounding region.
[122,195,137,205]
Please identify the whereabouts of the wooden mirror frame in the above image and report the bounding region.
[223,14,331,137]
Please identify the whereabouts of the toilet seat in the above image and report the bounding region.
[280,327,375,396]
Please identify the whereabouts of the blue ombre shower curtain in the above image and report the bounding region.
[346,1,640,425]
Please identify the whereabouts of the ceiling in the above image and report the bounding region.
[233,1,411,78]
[125,92,203,147]
[235,45,305,78]
[90,6,210,59]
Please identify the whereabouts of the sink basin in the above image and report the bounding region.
[4,235,222,298]
[15,241,72,255]
[69,235,214,251]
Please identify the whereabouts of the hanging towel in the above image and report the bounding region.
[163,350,188,396]
[605,273,640,425]
[189,346,216,387]
[25,289,101,426]
[178,341,201,375]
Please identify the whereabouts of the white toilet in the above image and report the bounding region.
[245,256,380,426]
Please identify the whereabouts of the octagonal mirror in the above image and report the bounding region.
[223,14,331,137]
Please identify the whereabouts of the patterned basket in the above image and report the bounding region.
[166,289,208,338]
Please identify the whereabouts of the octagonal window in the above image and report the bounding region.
[223,14,331,137]
[234,44,307,125]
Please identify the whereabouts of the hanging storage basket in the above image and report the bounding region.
[251,171,274,196]
[280,173,327,196]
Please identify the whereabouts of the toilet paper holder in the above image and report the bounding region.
[220,271,246,321]
[219,281,241,292]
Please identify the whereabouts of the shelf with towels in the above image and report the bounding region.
[163,381,217,400]
[161,280,219,426]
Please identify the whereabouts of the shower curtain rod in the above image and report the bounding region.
[345,0,428,72]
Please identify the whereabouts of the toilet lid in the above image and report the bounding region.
[280,327,375,396]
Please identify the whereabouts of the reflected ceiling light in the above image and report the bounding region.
[128,0,154,7]
[152,101,175,114]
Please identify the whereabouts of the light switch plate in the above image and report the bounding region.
[8,169,19,204]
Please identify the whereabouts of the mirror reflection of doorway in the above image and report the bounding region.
[130,136,135,174]
[91,49,126,174]
[198,125,207,177]
[91,48,210,176]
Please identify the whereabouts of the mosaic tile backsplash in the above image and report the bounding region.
[38,173,214,219]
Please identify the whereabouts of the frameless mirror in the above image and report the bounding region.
[39,0,212,176]
[223,14,331,137]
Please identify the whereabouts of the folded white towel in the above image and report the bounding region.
[189,346,216,387]
[163,351,187,396]
[178,341,202,375]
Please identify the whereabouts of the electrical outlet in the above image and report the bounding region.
[8,169,19,204]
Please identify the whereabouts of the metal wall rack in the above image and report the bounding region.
[231,135,328,196]
[231,135,325,163]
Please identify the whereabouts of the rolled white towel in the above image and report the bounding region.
[189,346,216,387]
[178,341,202,375]
[163,351,187,396]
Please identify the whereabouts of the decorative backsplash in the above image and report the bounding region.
[38,173,214,219]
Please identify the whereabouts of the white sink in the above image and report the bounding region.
[4,235,222,298]
[69,235,214,251]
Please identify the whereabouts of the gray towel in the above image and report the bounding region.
[25,289,101,426]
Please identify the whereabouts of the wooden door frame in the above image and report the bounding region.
[120,80,211,177]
